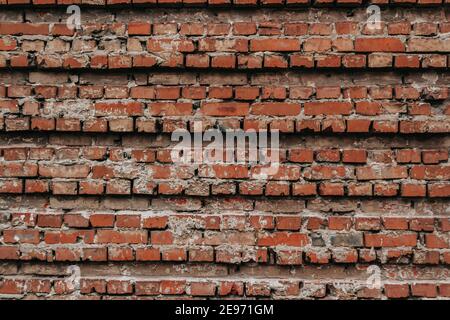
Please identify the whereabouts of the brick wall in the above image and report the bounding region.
[0,1,449,299]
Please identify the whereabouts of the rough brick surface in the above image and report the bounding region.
[0,3,450,300]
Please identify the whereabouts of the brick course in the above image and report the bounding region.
[0,2,449,299]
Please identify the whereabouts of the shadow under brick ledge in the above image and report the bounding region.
[1,2,450,300]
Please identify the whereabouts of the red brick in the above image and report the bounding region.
[384,284,410,298]
[355,38,405,52]
[190,282,216,296]
[411,284,438,298]
[250,39,300,52]
[304,102,352,115]
[365,233,417,247]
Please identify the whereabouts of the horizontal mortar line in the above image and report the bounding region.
[1,132,450,139]
[12,193,450,200]
[1,66,449,75]
[2,275,450,284]
[8,262,450,280]
[2,196,450,202]
[0,2,448,8]
[2,210,448,217]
